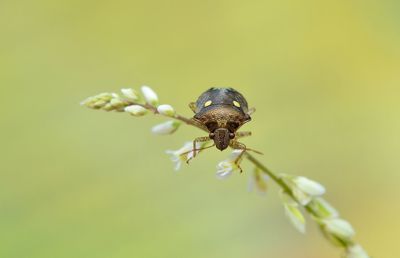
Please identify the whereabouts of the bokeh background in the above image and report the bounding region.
[1,0,400,257]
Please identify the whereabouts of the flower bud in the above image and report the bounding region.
[157,104,176,117]
[109,98,125,110]
[141,85,159,106]
[80,93,113,109]
[323,218,355,241]
[283,200,306,234]
[292,187,312,206]
[293,176,326,197]
[125,105,147,116]
[346,245,370,258]
[309,197,339,219]
[121,88,140,101]
[151,120,181,135]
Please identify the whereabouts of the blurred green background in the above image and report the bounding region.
[1,0,399,257]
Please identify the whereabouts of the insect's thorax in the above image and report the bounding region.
[194,105,247,132]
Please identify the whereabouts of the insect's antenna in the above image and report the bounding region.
[245,148,263,155]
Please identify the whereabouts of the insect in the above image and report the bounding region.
[186,87,260,169]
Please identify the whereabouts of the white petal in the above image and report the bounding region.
[216,170,233,179]
[151,121,181,135]
[324,218,355,241]
[293,176,326,196]
[141,85,159,106]
[165,150,182,171]
[346,245,370,258]
[157,104,176,117]
[216,161,234,179]
[124,105,147,116]
[121,88,140,101]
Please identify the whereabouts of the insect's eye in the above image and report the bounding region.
[227,122,239,131]
[229,133,235,139]
[209,133,215,139]
[205,121,218,132]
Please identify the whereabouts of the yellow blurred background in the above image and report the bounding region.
[1,0,399,257]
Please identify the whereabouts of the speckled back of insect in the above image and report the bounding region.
[194,87,251,130]
[190,87,253,151]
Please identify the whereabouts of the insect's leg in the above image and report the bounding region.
[181,136,212,164]
[229,140,263,172]
[247,107,256,116]
[192,136,211,157]
[230,140,247,150]
[189,102,197,113]
[229,140,247,173]
[235,131,252,139]
[230,139,263,155]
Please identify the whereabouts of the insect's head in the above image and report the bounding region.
[209,128,234,151]
[205,120,240,151]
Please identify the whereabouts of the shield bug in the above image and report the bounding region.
[186,88,259,168]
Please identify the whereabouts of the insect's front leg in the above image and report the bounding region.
[192,136,211,157]
[180,136,212,163]
[229,140,263,172]
[235,131,252,139]
[182,136,215,164]
[229,140,247,173]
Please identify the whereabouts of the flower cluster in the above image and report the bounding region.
[81,86,180,135]
[81,86,370,258]
[280,174,368,257]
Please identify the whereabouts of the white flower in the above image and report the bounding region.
[293,176,326,196]
[157,104,176,117]
[151,120,181,135]
[165,141,204,171]
[323,218,355,241]
[121,88,140,101]
[141,85,159,106]
[216,161,235,179]
[216,150,244,179]
[125,105,147,116]
[346,245,370,258]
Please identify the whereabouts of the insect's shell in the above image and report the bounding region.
[194,87,249,114]
[193,88,251,133]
